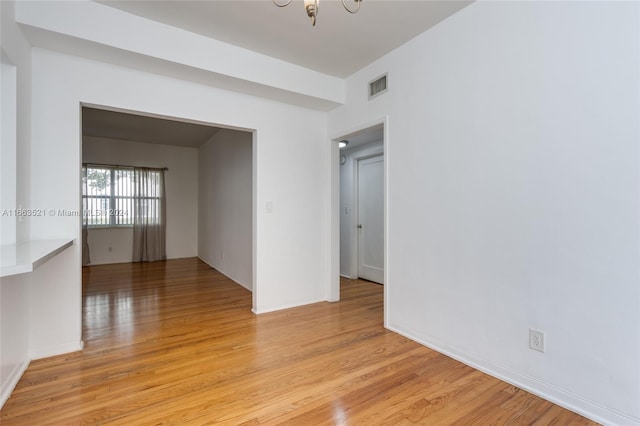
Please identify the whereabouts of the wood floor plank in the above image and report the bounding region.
[0,259,598,425]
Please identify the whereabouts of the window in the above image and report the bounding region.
[82,165,162,227]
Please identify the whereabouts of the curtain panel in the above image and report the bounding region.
[81,166,91,265]
[132,168,167,262]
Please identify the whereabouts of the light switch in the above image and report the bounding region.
[266,201,273,213]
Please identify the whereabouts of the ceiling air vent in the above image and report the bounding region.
[368,73,388,100]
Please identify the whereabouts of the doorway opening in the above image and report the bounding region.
[80,105,256,341]
[330,120,387,322]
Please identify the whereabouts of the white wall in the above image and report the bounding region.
[339,140,383,278]
[1,56,17,245]
[83,136,198,264]
[0,274,29,407]
[198,129,252,290]
[28,44,328,360]
[12,2,638,423]
[15,0,344,111]
[0,0,33,408]
[84,228,133,265]
[1,0,31,246]
[329,2,639,425]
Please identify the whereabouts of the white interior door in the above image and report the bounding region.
[357,155,384,284]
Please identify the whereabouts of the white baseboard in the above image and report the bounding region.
[29,340,84,360]
[0,358,30,409]
[252,297,326,315]
[86,259,131,266]
[87,255,198,266]
[386,323,639,426]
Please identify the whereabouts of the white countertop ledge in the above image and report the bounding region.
[1,239,75,278]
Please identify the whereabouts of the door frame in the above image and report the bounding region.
[327,117,389,326]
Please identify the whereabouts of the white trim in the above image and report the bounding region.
[0,358,30,409]
[387,323,640,426]
[252,297,326,315]
[252,130,258,313]
[382,119,389,328]
[325,137,340,302]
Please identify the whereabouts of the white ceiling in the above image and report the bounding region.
[85,1,471,146]
[82,107,222,148]
[99,0,472,78]
[339,123,384,150]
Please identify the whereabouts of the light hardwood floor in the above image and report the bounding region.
[1,258,597,425]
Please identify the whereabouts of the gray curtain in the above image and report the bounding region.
[132,168,166,262]
[81,165,91,265]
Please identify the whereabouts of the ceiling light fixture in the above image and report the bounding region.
[273,0,362,27]
[339,140,349,148]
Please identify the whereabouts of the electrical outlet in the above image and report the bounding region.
[529,329,545,353]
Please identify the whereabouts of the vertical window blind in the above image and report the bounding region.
[82,165,162,227]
